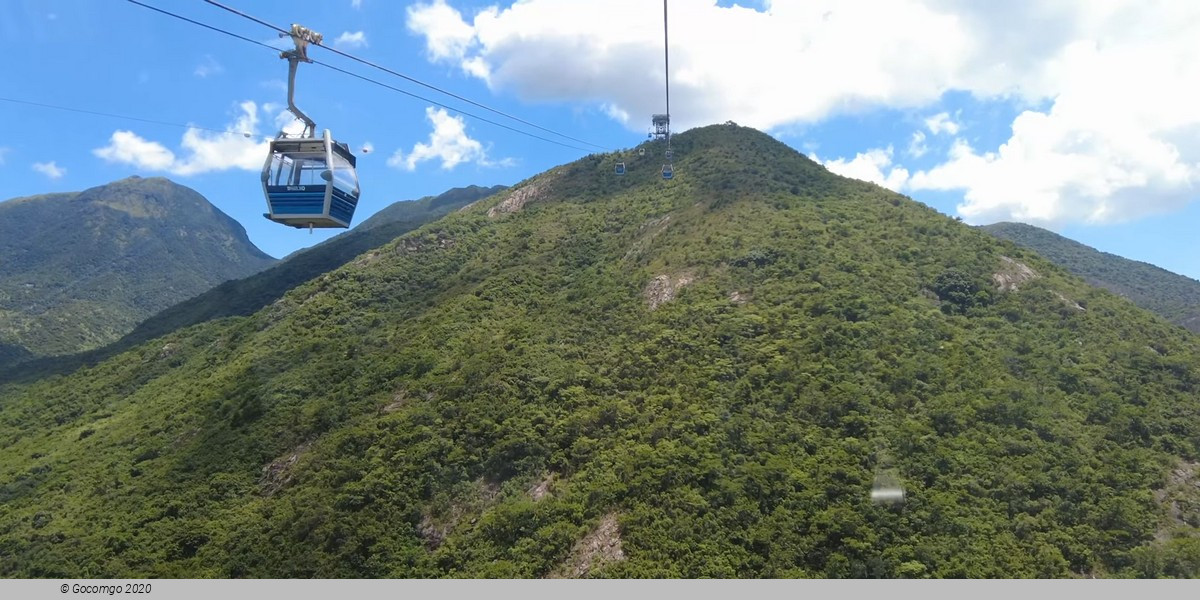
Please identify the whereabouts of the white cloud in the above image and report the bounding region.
[194,55,224,78]
[388,107,507,171]
[601,102,629,125]
[32,161,65,179]
[334,31,368,49]
[405,0,1200,227]
[818,146,909,192]
[351,0,362,8]
[406,0,972,130]
[908,26,1200,226]
[93,101,269,176]
[924,112,960,135]
[407,1,478,65]
[907,131,927,158]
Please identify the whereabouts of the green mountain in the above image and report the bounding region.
[2,124,1199,578]
[355,185,506,231]
[981,222,1200,334]
[0,177,276,363]
[0,185,505,384]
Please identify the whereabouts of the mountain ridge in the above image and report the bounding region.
[0,176,276,363]
[1,184,505,383]
[981,221,1200,333]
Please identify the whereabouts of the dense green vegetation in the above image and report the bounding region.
[1,125,1198,578]
[2,185,504,385]
[354,185,505,232]
[0,177,276,365]
[982,222,1200,333]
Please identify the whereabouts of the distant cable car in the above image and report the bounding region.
[615,162,626,176]
[662,164,673,180]
[665,148,673,161]
[638,148,645,157]
[262,24,360,231]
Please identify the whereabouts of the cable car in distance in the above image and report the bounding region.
[615,162,626,176]
[662,164,674,180]
[262,24,360,231]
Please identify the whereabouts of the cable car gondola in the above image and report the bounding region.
[615,162,626,176]
[661,164,673,180]
[261,24,360,231]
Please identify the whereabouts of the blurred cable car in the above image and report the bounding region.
[870,469,906,506]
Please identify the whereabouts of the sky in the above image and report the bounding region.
[1,0,1197,280]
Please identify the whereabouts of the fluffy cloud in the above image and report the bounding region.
[93,101,268,176]
[407,1,478,65]
[405,0,971,131]
[924,112,960,136]
[818,146,909,192]
[334,31,368,49]
[907,131,927,158]
[32,161,65,179]
[406,0,1200,225]
[388,107,507,171]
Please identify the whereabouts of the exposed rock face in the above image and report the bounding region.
[644,272,695,310]
[260,442,312,496]
[549,513,625,578]
[528,472,557,501]
[993,256,1038,292]
[1053,291,1085,311]
[488,181,548,217]
[1153,461,1200,542]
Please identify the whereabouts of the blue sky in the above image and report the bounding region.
[2,0,1197,281]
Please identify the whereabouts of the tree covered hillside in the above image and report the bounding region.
[982,222,1200,334]
[0,177,276,363]
[2,185,505,385]
[1,124,1198,578]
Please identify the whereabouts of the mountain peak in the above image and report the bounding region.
[0,176,276,361]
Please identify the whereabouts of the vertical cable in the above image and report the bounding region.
[664,0,671,149]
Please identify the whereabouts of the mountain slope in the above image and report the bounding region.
[0,177,276,361]
[981,222,1200,333]
[355,185,506,231]
[1,124,1198,579]
[0,185,505,384]
[123,184,505,349]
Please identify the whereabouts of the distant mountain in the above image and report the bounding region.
[356,185,506,231]
[2,125,1198,578]
[2,185,504,383]
[982,222,1200,333]
[0,176,275,363]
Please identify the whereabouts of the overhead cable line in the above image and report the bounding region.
[664,0,671,137]
[121,0,598,152]
[0,96,254,137]
[199,0,611,152]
